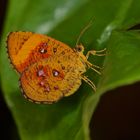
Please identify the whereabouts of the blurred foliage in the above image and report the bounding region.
[0,0,140,140]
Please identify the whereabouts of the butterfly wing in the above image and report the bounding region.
[20,57,65,103]
[7,31,73,73]
[20,56,82,104]
[7,31,84,103]
[7,32,33,72]
[7,32,55,73]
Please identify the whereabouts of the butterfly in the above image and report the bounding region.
[7,24,106,104]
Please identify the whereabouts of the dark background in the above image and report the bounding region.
[0,0,140,140]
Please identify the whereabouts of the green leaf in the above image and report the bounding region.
[0,0,140,140]
[83,30,140,140]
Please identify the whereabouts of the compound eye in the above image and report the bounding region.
[76,46,82,52]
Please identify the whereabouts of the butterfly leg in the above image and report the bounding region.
[86,61,102,75]
[85,48,106,74]
[86,48,106,59]
[81,75,96,92]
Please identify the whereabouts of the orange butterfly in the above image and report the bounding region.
[7,30,106,104]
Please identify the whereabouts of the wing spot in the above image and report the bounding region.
[61,66,65,70]
[53,47,57,53]
[38,42,48,54]
[44,86,51,92]
[39,48,47,54]
[52,69,59,77]
[37,69,46,77]
[54,85,59,90]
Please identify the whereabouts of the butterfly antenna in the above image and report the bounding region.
[75,18,94,47]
